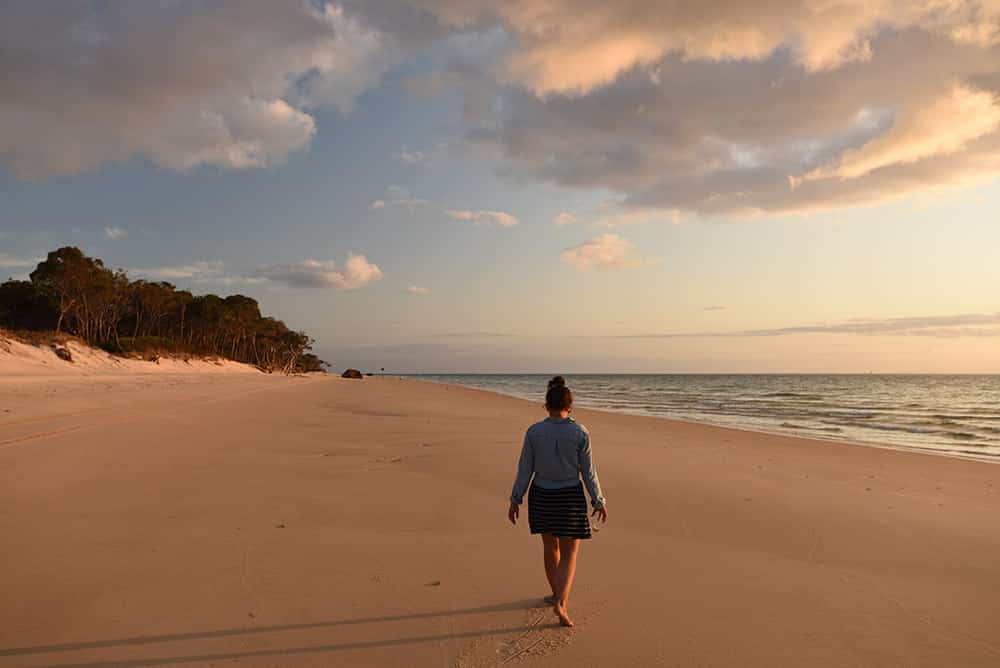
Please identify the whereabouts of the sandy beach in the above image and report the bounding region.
[2,372,999,667]
[6,2,1000,666]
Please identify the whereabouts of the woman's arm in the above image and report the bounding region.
[509,430,535,509]
[578,428,607,511]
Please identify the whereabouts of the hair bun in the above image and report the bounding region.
[548,375,566,388]
[545,384,573,410]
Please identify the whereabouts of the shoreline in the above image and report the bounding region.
[406,375,1000,465]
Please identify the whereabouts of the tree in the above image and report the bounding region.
[0,280,57,330]
[29,246,119,342]
[2,246,319,374]
[296,353,327,373]
[29,247,94,333]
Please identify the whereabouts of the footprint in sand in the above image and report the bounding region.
[454,604,574,667]
[365,455,407,470]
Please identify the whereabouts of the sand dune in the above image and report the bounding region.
[0,335,259,378]
[1,374,998,667]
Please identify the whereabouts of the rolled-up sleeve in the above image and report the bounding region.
[578,429,606,509]
[510,430,534,504]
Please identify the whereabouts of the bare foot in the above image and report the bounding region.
[553,602,574,627]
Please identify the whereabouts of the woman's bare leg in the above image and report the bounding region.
[553,537,580,627]
[541,533,560,603]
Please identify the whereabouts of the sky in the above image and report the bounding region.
[2,1,1000,373]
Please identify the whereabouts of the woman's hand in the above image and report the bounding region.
[508,502,520,525]
[591,506,608,524]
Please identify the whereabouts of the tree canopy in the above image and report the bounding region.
[2,247,325,373]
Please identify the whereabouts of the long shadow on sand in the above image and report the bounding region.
[2,598,558,666]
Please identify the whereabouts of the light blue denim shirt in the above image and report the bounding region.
[510,417,606,509]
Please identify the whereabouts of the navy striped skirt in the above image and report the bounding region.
[527,482,592,539]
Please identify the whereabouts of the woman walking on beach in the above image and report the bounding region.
[508,378,607,627]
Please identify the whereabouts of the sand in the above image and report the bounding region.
[0,336,259,378]
[1,372,999,667]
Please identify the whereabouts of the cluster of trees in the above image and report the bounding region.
[0,247,325,373]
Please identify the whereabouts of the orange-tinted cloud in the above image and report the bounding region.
[560,234,648,270]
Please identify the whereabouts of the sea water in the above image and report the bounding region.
[409,374,1000,461]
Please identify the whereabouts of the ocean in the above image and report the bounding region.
[409,374,1000,461]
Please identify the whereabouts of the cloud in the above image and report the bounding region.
[104,226,127,240]
[560,234,648,270]
[340,1,1000,217]
[481,32,1000,216]
[383,1,1000,95]
[593,205,682,228]
[804,84,1000,182]
[385,198,431,210]
[0,2,391,180]
[552,212,577,226]
[395,148,431,165]
[133,261,227,282]
[10,1,1000,219]
[254,254,384,290]
[0,254,40,269]
[432,332,514,338]
[446,209,519,227]
[372,185,431,211]
[406,285,431,295]
[703,306,727,311]
[132,255,384,289]
[596,312,1000,338]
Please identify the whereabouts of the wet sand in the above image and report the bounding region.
[1,374,999,667]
